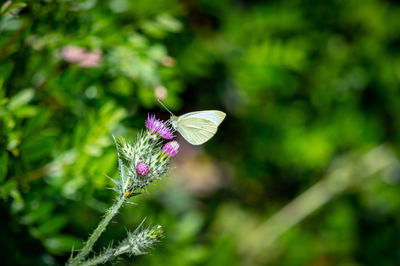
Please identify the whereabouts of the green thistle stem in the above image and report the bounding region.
[79,223,163,266]
[67,196,126,266]
[78,244,130,266]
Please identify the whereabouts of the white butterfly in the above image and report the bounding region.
[170,110,226,145]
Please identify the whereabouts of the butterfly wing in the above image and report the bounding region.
[179,110,226,126]
[177,117,218,145]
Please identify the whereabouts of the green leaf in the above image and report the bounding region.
[1,1,27,14]
[36,215,68,236]
[0,149,8,182]
[13,105,39,118]
[21,201,55,225]
[141,21,166,39]
[0,1,12,14]
[43,235,82,254]
[7,89,34,111]
[147,44,167,62]
[21,129,58,161]
[156,14,182,33]
[0,179,16,199]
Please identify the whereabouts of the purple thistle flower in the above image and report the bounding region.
[163,141,179,157]
[145,114,174,140]
[136,161,150,176]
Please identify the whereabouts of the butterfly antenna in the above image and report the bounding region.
[157,98,174,116]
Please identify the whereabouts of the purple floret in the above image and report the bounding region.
[145,114,175,140]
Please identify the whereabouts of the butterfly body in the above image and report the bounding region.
[170,110,226,145]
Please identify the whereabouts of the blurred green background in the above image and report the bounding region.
[2,0,400,265]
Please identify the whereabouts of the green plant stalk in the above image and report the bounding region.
[67,196,126,266]
[79,243,132,266]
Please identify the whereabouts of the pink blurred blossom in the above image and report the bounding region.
[154,85,168,101]
[61,46,102,68]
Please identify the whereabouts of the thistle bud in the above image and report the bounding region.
[136,161,150,176]
[127,223,163,256]
[162,141,179,157]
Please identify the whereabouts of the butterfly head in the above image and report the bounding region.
[170,115,179,129]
